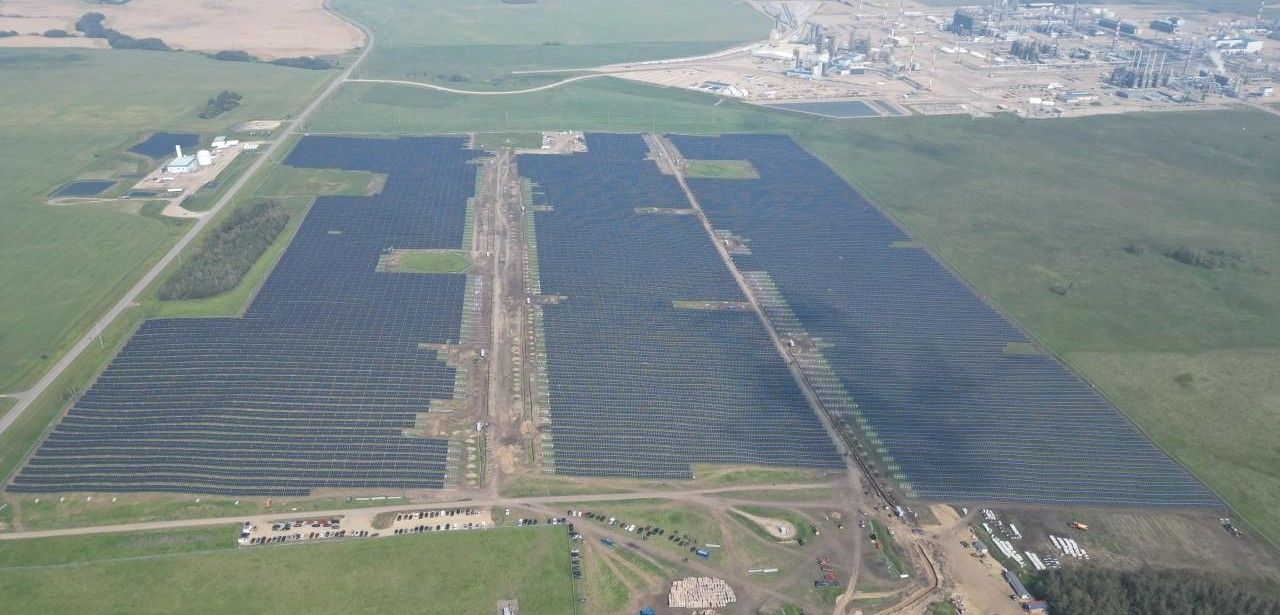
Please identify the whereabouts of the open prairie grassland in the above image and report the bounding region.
[0,526,575,615]
[0,49,330,394]
[336,0,770,88]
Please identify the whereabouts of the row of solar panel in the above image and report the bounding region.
[667,133,1218,508]
[518,134,842,479]
[11,137,482,496]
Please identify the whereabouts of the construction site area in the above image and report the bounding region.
[573,0,1280,119]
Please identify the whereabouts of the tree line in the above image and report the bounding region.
[207,50,334,70]
[159,200,290,301]
[75,12,169,50]
[1030,567,1280,615]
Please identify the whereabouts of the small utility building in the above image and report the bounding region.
[165,145,198,174]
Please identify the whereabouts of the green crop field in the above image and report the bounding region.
[337,0,769,89]
[0,49,331,394]
[0,527,576,615]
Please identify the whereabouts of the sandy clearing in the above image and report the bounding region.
[0,0,361,59]
[731,507,797,541]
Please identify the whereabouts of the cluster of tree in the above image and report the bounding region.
[1124,240,1245,270]
[199,90,243,119]
[0,30,18,38]
[267,56,333,70]
[207,50,257,63]
[75,12,169,51]
[159,200,290,301]
[1030,567,1280,615]
[206,49,336,70]
[43,29,71,38]
[1162,245,1244,270]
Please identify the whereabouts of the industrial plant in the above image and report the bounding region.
[602,0,1279,118]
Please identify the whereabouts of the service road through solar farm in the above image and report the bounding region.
[3,132,1225,490]
[2,130,1259,614]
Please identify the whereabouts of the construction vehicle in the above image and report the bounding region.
[1069,521,1089,531]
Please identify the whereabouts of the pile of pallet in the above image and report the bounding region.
[668,577,736,609]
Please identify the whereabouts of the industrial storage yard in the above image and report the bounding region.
[1,0,1279,614]
[566,0,1279,119]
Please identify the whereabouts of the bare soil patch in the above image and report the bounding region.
[731,507,796,541]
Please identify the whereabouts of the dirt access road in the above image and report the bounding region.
[0,483,837,541]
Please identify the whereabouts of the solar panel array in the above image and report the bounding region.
[10,136,476,496]
[667,133,1219,507]
[517,134,842,479]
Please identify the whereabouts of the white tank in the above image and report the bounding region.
[196,150,213,166]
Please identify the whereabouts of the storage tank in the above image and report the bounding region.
[196,150,213,166]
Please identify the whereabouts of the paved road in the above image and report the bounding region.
[0,4,374,441]
[0,483,834,541]
[346,74,606,95]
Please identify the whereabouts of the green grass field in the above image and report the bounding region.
[0,525,238,567]
[685,159,758,179]
[0,527,575,615]
[394,249,472,273]
[475,132,543,150]
[0,49,331,393]
[254,166,383,199]
[337,0,769,88]
[311,77,797,134]
[797,110,1280,545]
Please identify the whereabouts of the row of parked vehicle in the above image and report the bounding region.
[393,507,478,522]
[394,521,485,535]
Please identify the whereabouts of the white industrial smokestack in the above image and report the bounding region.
[175,144,184,158]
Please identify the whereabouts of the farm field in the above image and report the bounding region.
[336,0,770,88]
[0,526,575,615]
[0,0,361,60]
[0,49,331,394]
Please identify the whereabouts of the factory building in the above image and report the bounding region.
[165,145,198,174]
[951,9,979,35]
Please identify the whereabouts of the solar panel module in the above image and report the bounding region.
[666,133,1220,508]
[9,136,476,496]
[517,134,843,479]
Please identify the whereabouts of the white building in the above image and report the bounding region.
[165,145,198,174]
